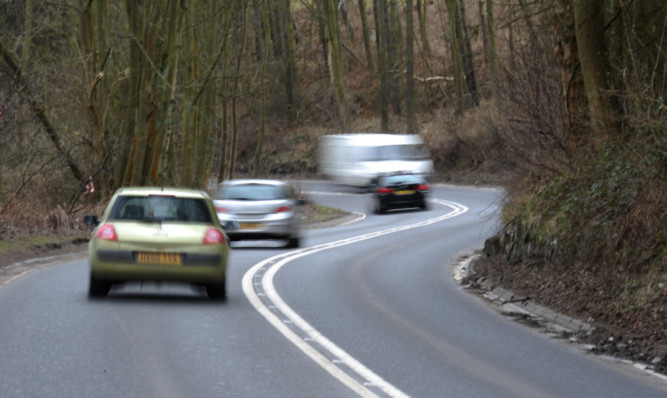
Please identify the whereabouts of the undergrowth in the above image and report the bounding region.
[497,122,666,344]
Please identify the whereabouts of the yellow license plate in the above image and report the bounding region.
[240,223,260,230]
[395,190,415,195]
[137,252,182,265]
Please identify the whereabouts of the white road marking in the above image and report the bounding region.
[242,198,468,397]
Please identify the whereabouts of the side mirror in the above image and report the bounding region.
[83,215,99,226]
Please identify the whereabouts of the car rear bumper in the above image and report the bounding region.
[90,250,227,284]
[379,194,427,209]
[225,219,300,240]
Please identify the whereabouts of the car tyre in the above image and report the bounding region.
[88,275,111,298]
[206,281,227,301]
[374,199,385,214]
[286,236,301,248]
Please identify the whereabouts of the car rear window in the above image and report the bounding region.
[383,174,425,185]
[108,195,213,223]
[218,184,288,201]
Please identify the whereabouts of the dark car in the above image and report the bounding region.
[369,172,431,214]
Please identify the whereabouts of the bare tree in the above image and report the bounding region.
[323,0,351,132]
[573,0,621,146]
[406,0,416,134]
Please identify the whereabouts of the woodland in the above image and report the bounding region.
[0,0,665,372]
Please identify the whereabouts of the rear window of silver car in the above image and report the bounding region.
[108,195,213,223]
[218,184,289,201]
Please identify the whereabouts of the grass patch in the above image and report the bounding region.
[305,203,350,224]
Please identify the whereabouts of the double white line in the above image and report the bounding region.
[242,199,468,397]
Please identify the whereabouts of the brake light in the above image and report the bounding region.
[416,184,430,191]
[215,205,228,213]
[377,187,393,194]
[94,224,118,241]
[203,228,226,244]
[275,205,293,213]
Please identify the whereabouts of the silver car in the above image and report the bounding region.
[213,180,306,248]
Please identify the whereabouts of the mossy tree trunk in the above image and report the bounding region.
[374,0,390,131]
[323,0,351,132]
[253,0,272,177]
[405,0,416,134]
[357,0,375,72]
[573,0,621,147]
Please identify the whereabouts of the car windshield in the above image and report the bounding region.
[219,184,289,201]
[108,195,213,223]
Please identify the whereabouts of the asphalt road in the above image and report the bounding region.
[1,182,665,397]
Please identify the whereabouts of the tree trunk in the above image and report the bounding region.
[254,0,271,177]
[388,0,403,115]
[229,0,250,180]
[553,0,589,152]
[324,0,351,132]
[482,0,498,93]
[457,0,478,106]
[573,0,621,146]
[0,40,84,184]
[405,0,416,134]
[357,0,375,71]
[417,0,431,57]
[445,0,465,113]
[374,0,390,131]
[283,0,301,116]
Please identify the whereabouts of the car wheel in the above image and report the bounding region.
[374,198,385,214]
[88,275,111,298]
[286,236,301,248]
[206,280,227,301]
[419,200,429,210]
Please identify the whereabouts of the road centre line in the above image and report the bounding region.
[242,199,468,398]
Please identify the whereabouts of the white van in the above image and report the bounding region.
[318,133,434,187]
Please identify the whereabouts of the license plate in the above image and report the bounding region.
[137,252,181,265]
[240,223,260,230]
[395,190,415,195]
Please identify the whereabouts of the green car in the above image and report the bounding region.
[87,187,232,300]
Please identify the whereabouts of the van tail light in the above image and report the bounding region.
[377,187,393,194]
[94,224,118,242]
[275,205,293,213]
[416,184,430,191]
[203,228,226,244]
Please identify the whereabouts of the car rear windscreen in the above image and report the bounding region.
[384,174,425,185]
[219,184,288,201]
[109,195,213,223]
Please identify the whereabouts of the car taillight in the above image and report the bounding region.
[94,224,118,242]
[275,205,293,213]
[203,228,226,244]
[416,184,430,191]
[215,205,227,213]
[377,187,393,194]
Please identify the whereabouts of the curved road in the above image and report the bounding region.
[0,182,665,397]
